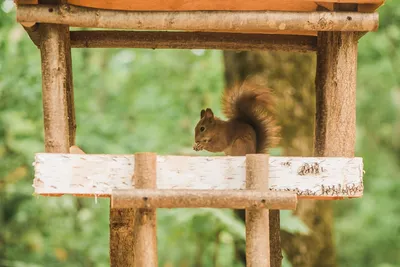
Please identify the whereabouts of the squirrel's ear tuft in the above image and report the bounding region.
[205,108,214,119]
[200,109,205,118]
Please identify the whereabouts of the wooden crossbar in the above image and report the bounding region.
[16,4,379,33]
[69,31,317,52]
[111,189,297,209]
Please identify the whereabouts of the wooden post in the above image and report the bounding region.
[110,208,135,266]
[314,30,358,265]
[132,152,158,267]
[39,23,73,152]
[246,154,270,266]
[315,31,357,156]
[110,153,158,267]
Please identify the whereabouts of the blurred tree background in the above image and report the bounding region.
[1,0,399,266]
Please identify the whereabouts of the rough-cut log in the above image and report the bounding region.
[112,189,297,210]
[16,4,379,33]
[15,0,386,12]
[39,24,71,152]
[311,30,358,266]
[109,208,135,266]
[69,31,317,52]
[245,154,270,266]
[131,153,158,267]
[315,32,358,157]
[33,153,364,198]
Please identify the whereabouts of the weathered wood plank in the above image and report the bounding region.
[33,153,364,198]
[16,4,379,33]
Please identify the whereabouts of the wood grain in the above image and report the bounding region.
[313,30,359,266]
[16,4,379,33]
[245,154,270,266]
[131,153,157,267]
[39,24,71,153]
[15,0,384,12]
[68,0,316,11]
[315,32,358,157]
[70,31,317,52]
[112,189,297,210]
[33,153,364,198]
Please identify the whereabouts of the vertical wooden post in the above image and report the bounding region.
[110,153,158,267]
[246,154,270,267]
[314,31,358,265]
[315,31,357,157]
[39,23,73,152]
[133,152,158,267]
[110,208,136,266]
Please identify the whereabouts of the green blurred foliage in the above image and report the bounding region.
[0,0,399,266]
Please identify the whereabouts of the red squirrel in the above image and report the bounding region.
[193,79,280,156]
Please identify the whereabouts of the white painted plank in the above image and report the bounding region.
[33,153,364,198]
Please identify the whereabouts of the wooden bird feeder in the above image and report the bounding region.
[15,0,385,266]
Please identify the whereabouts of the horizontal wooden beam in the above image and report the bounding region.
[15,0,386,12]
[16,4,379,33]
[69,31,317,52]
[33,153,364,199]
[111,189,297,209]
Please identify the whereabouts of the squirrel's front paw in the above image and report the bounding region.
[193,142,203,151]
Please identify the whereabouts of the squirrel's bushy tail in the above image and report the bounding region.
[222,78,280,153]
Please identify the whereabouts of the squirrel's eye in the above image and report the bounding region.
[200,126,205,132]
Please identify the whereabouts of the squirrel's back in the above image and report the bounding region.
[221,79,280,153]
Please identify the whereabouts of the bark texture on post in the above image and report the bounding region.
[315,31,357,157]
[39,23,71,153]
[132,153,158,267]
[246,154,270,266]
[312,31,358,266]
[110,209,135,266]
[109,145,135,265]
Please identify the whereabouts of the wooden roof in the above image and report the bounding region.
[17,0,385,12]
